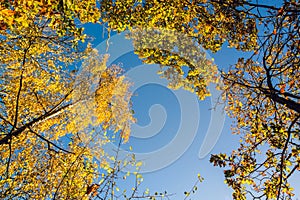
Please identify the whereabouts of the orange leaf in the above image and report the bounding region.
[280,84,286,93]
[289,79,295,87]
[278,7,284,15]
[3,9,15,16]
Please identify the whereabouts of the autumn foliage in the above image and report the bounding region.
[1,0,300,199]
[0,0,135,199]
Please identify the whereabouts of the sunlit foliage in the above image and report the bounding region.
[1,0,299,199]
[99,0,300,199]
[0,1,137,199]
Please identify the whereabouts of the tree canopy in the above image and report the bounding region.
[101,0,300,199]
[0,0,299,199]
[0,1,140,199]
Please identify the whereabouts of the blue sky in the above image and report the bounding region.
[83,20,300,199]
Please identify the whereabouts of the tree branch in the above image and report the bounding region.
[29,128,74,154]
[277,115,300,200]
